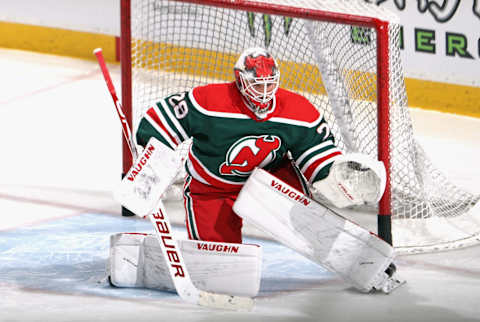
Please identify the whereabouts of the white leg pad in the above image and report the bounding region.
[109,233,148,288]
[233,168,396,293]
[108,233,262,297]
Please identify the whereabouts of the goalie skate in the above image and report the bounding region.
[375,263,406,294]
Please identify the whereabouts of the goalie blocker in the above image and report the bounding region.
[233,167,405,293]
[114,136,183,218]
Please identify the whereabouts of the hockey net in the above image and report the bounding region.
[120,0,480,254]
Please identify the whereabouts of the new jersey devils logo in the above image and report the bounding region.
[220,135,281,176]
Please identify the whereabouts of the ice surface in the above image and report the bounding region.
[0,48,479,322]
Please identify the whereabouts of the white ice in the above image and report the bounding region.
[0,48,479,322]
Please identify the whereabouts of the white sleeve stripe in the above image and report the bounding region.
[151,104,181,145]
[308,155,341,184]
[158,99,189,141]
[144,114,177,149]
[296,140,335,165]
[300,147,342,173]
[269,115,322,128]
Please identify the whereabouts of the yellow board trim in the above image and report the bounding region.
[1,21,478,118]
[405,78,480,118]
[0,21,117,62]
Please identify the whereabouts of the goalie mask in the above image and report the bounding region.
[234,47,280,115]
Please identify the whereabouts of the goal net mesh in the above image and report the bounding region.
[127,0,480,253]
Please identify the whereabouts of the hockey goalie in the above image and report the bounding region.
[109,47,405,300]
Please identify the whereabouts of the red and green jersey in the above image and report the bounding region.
[136,82,342,191]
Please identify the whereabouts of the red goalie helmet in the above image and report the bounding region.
[234,47,280,114]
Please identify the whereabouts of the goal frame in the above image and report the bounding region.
[119,0,393,244]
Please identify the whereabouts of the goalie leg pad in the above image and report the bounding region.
[108,233,262,297]
[233,168,398,293]
[108,233,148,287]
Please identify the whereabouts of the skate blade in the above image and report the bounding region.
[381,276,406,294]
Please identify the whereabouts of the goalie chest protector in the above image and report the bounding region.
[136,82,341,189]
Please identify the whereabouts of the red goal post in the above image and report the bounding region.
[119,0,480,253]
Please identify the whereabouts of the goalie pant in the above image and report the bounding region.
[184,156,312,243]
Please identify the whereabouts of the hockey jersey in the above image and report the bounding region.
[136,82,342,191]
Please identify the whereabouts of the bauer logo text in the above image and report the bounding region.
[152,209,185,278]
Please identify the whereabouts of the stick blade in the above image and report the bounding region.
[198,291,254,311]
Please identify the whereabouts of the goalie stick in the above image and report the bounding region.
[93,48,254,311]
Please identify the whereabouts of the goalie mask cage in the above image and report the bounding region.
[119,0,480,254]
